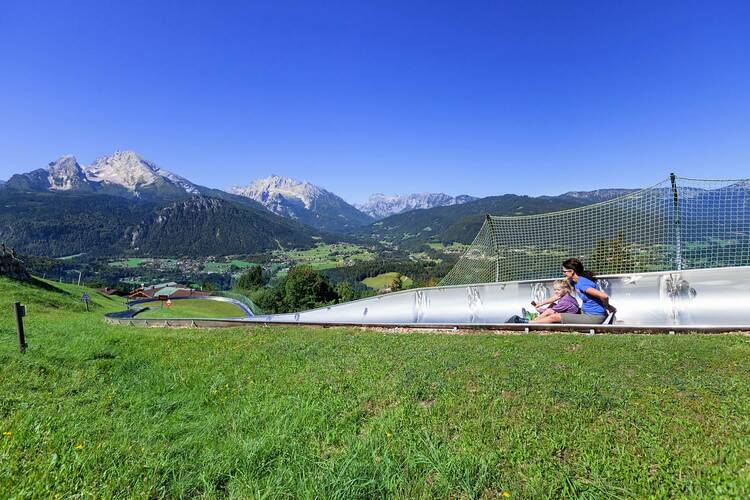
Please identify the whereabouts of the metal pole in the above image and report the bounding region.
[670,173,682,270]
[13,302,26,354]
[486,215,500,282]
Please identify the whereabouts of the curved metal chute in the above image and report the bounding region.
[248,266,750,328]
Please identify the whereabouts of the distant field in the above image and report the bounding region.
[202,260,257,273]
[136,299,247,318]
[109,258,178,269]
[107,257,258,275]
[2,276,749,497]
[106,246,372,277]
[277,243,374,271]
[426,242,470,253]
[362,272,413,290]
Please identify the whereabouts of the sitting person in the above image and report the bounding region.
[505,279,579,323]
[532,258,616,324]
[529,279,579,322]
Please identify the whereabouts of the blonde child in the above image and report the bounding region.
[530,279,580,322]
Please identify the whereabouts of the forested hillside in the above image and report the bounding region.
[354,194,587,247]
[0,192,153,257]
[0,192,321,257]
[128,197,319,256]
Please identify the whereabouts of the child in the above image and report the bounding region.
[529,279,580,322]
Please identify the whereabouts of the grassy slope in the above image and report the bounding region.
[137,299,247,318]
[362,272,414,290]
[1,277,750,497]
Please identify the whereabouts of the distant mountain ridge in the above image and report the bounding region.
[355,193,588,248]
[5,151,718,258]
[0,153,328,257]
[356,193,477,219]
[560,188,638,203]
[230,175,373,232]
[4,151,203,201]
[86,150,200,197]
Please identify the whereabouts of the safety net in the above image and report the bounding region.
[439,176,750,285]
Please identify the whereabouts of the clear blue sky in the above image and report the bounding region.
[1,0,749,203]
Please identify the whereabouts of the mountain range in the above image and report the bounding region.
[0,152,329,257]
[356,193,477,219]
[5,152,198,199]
[1,150,657,258]
[230,175,373,232]
[3,151,474,229]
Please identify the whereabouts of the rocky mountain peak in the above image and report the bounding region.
[560,188,638,203]
[230,175,373,232]
[231,175,323,210]
[356,192,477,219]
[46,155,88,191]
[85,150,198,194]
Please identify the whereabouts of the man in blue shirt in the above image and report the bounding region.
[532,258,616,325]
[573,275,607,316]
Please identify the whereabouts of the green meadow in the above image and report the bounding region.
[136,299,248,319]
[362,272,414,290]
[279,243,374,270]
[1,276,750,497]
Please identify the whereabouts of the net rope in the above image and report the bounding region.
[439,176,750,285]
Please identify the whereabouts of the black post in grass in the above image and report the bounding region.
[13,302,27,354]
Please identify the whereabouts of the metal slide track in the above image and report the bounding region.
[106,266,750,333]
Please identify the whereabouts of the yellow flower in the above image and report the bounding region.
[75,444,84,450]
[386,432,393,438]
[502,492,510,497]
[2,432,11,437]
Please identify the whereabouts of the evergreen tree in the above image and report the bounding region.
[335,281,357,303]
[235,265,264,290]
[250,286,284,314]
[390,272,404,292]
[590,231,636,274]
[283,265,337,311]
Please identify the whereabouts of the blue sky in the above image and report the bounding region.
[1,0,749,203]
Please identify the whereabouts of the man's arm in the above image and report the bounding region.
[584,287,617,313]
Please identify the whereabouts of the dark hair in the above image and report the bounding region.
[562,258,595,280]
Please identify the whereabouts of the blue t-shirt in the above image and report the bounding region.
[572,277,606,315]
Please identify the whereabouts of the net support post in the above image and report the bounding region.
[486,214,500,282]
[670,173,683,271]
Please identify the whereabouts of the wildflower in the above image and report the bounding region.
[2,432,11,437]
[386,432,393,438]
[75,444,83,450]
[502,492,510,497]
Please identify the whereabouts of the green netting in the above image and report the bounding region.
[440,176,750,285]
